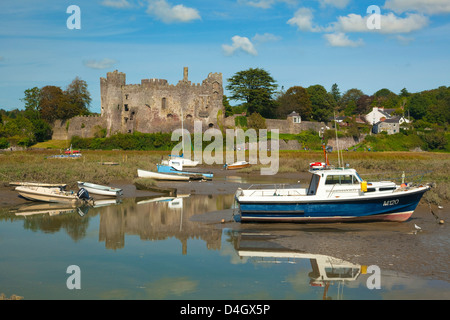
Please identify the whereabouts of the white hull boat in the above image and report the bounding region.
[15,186,89,204]
[10,182,67,188]
[137,169,190,181]
[234,166,430,223]
[77,181,123,197]
[224,161,251,170]
[165,155,199,167]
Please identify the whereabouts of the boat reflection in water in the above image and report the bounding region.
[4,194,449,300]
[234,231,368,300]
[12,202,78,217]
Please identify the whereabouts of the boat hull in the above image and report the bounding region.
[157,165,213,180]
[15,186,79,204]
[236,186,429,223]
[137,169,190,181]
[77,182,122,197]
[226,161,251,170]
[226,164,251,170]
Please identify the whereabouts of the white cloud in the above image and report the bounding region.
[333,12,429,34]
[83,58,118,69]
[317,0,350,9]
[252,32,281,43]
[239,0,275,9]
[222,36,258,56]
[384,0,450,15]
[394,35,415,45]
[239,0,297,9]
[324,32,363,47]
[287,7,322,32]
[101,0,132,8]
[146,0,201,23]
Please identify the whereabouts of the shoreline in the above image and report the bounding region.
[1,168,449,283]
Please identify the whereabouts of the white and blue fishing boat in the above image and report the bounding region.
[234,164,430,223]
[157,159,213,180]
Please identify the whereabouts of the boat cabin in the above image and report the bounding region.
[307,167,396,197]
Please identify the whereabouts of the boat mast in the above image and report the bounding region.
[334,112,343,167]
[181,107,184,157]
[320,127,330,166]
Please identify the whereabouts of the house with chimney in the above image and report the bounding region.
[365,107,410,135]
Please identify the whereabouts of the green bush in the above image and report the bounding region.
[70,132,178,151]
[0,137,9,149]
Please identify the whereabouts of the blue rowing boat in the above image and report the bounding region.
[157,159,213,180]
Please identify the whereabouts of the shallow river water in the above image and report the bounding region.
[0,193,449,300]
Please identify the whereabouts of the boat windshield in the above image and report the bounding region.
[307,174,320,195]
[325,174,360,185]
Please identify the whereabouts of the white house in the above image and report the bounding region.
[365,107,410,127]
[288,111,301,123]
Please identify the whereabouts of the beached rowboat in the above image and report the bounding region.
[224,161,251,170]
[77,181,123,197]
[15,186,91,204]
[157,159,213,180]
[137,169,190,181]
[10,182,67,188]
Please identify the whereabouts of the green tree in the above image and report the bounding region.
[226,68,278,118]
[374,88,399,109]
[39,85,67,123]
[21,87,41,120]
[355,95,374,115]
[65,77,91,116]
[330,83,341,109]
[341,88,364,109]
[247,112,266,130]
[223,95,233,117]
[276,86,312,119]
[306,85,333,122]
[408,92,430,120]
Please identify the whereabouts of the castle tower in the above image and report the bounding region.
[183,67,188,82]
[100,70,126,135]
[99,68,224,136]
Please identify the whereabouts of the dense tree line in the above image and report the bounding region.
[0,77,91,148]
[226,68,450,128]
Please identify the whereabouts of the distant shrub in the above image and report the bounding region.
[70,132,178,151]
[0,137,9,149]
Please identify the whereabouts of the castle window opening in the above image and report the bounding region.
[130,111,135,120]
[208,123,214,128]
[124,104,129,111]
[125,94,129,100]
[162,97,166,109]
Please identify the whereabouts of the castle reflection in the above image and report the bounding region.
[97,195,234,252]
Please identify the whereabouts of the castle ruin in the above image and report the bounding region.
[52,67,224,139]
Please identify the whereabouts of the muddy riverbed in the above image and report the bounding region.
[1,168,449,286]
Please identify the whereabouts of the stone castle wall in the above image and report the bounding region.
[223,115,325,134]
[100,67,223,136]
[52,115,106,140]
[54,67,224,140]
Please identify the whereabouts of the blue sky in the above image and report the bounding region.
[0,0,449,113]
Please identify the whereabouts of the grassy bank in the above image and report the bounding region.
[0,149,448,204]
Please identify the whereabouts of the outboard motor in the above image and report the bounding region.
[77,188,91,201]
